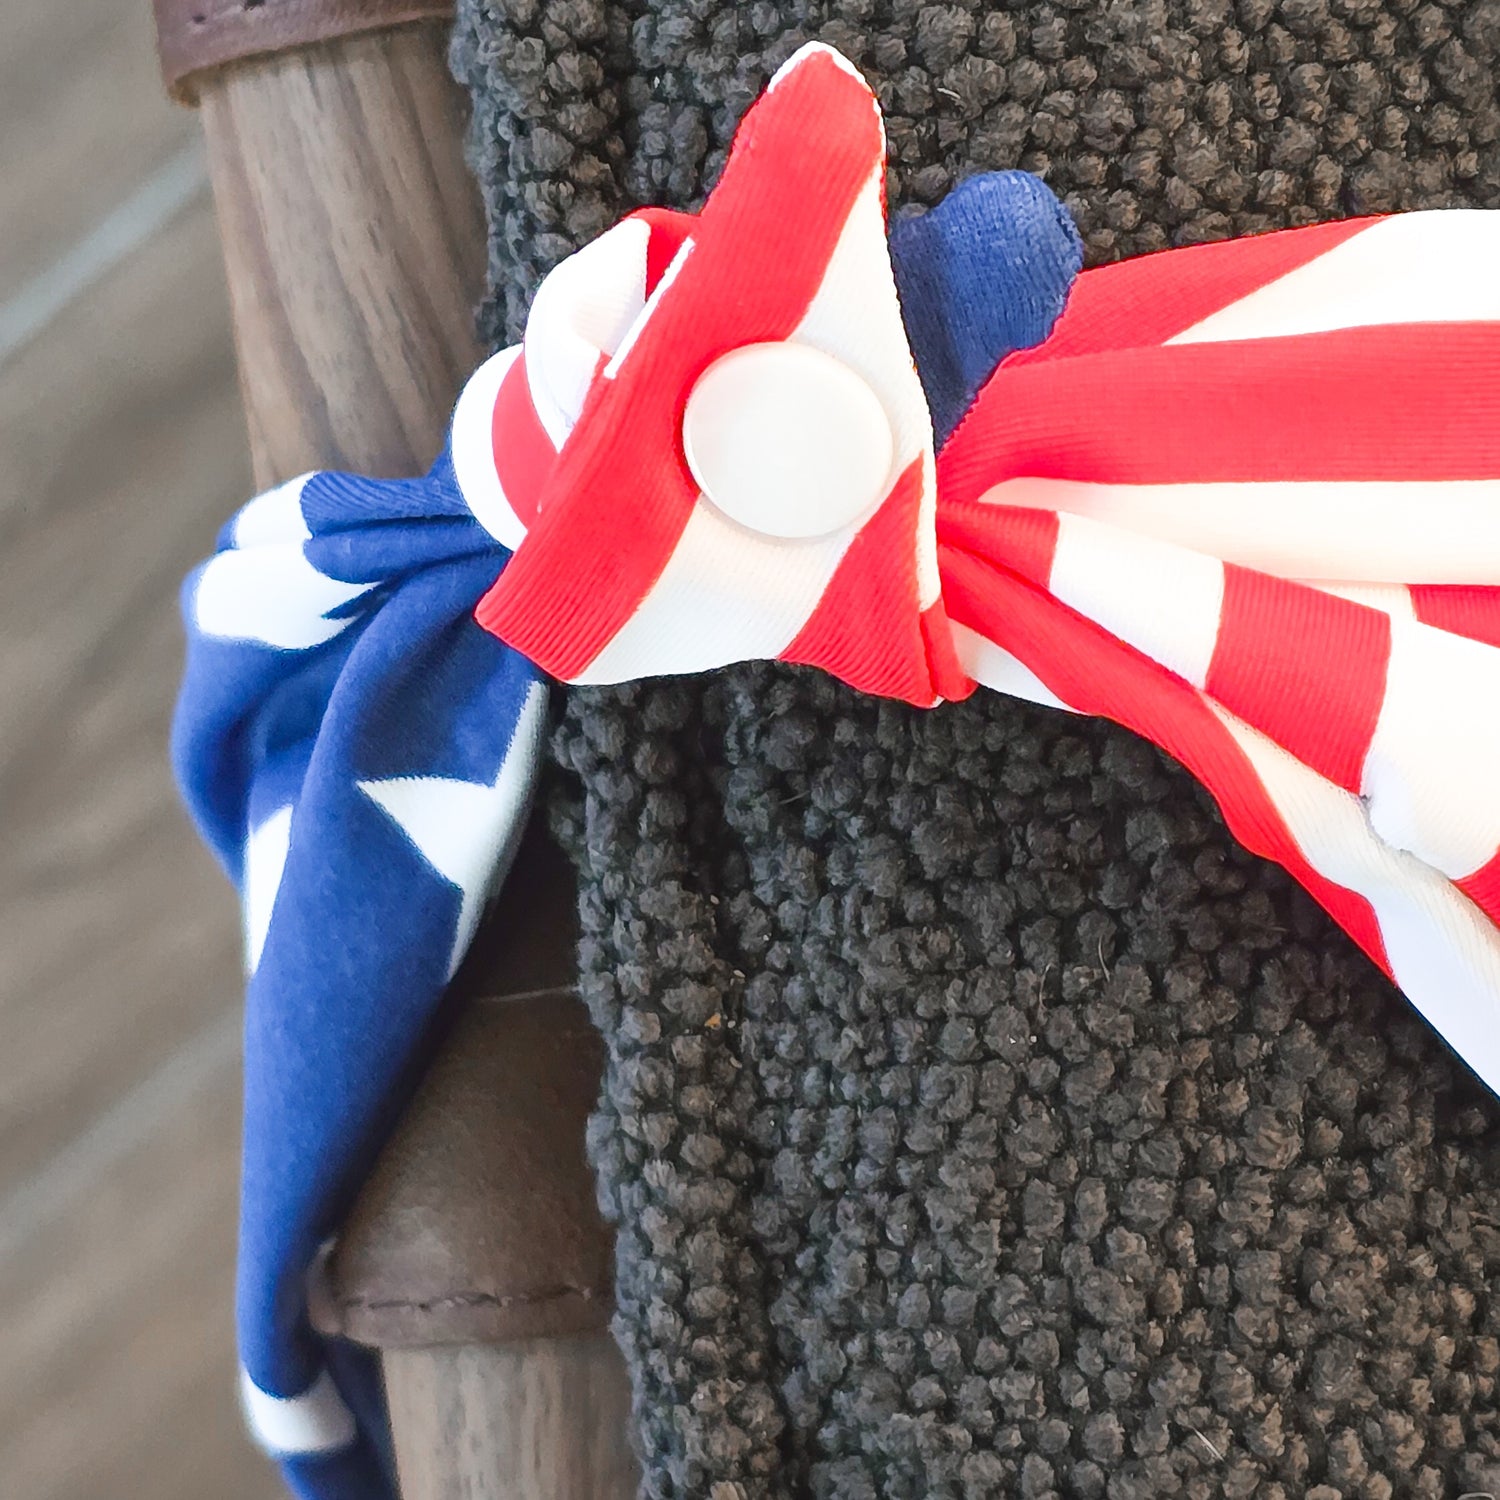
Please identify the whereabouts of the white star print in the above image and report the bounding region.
[193,475,373,650]
[356,682,548,977]
[243,804,294,975]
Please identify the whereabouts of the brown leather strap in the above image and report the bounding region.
[310,991,614,1348]
[309,830,599,1348]
[153,0,455,102]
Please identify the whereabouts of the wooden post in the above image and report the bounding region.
[385,1341,638,1500]
[197,27,484,486]
[188,25,636,1497]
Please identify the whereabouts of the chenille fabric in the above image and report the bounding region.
[451,4,1500,1496]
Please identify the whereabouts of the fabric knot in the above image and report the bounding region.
[456,44,982,707]
[447,48,1500,1124]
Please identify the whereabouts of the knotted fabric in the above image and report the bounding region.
[173,40,1500,1500]
[472,46,1500,1098]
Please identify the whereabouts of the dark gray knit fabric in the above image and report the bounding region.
[450,4,1500,1496]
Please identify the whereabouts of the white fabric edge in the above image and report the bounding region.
[449,344,529,551]
[239,1366,357,1458]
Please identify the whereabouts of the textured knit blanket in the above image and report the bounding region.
[450,3,1500,1498]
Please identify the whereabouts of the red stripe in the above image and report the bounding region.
[939,545,1394,978]
[938,322,1500,503]
[935,500,1059,589]
[781,460,956,705]
[1458,849,1500,926]
[1004,217,1377,366]
[632,207,698,294]
[921,599,975,704]
[490,353,557,532]
[1205,568,1391,794]
[1410,586,1500,650]
[477,50,884,677]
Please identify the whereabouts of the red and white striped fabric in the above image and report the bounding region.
[451,42,1500,1094]
[453,44,965,706]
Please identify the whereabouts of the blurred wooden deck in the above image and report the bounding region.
[0,2,281,1494]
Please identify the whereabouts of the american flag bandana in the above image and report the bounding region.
[174,40,1500,1500]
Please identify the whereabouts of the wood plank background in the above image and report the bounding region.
[0,2,283,1493]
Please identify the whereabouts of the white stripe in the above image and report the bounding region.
[1214,706,1500,1098]
[979,476,1500,585]
[601,234,691,385]
[193,477,372,650]
[0,143,207,372]
[242,806,293,975]
[573,500,855,683]
[450,345,533,550]
[1170,210,1500,345]
[790,163,939,606]
[952,624,1077,713]
[1361,618,1500,878]
[1048,512,1224,688]
[791,166,930,474]
[528,216,650,438]
[239,1367,357,1457]
[1310,581,1415,620]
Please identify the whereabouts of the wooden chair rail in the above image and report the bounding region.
[199,27,483,487]
[183,22,637,1498]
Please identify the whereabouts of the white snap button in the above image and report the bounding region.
[682,343,895,539]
